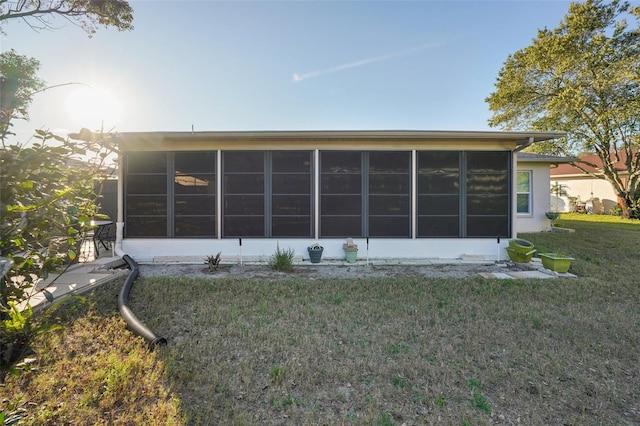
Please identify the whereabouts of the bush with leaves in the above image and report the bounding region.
[0,129,116,377]
[1,130,116,303]
[269,244,295,272]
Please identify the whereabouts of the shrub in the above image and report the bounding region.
[269,244,294,272]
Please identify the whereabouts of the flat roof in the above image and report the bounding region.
[115,129,566,147]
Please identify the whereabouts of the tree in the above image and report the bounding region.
[0,50,45,139]
[0,0,133,36]
[486,0,640,218]
[0,0,128,374]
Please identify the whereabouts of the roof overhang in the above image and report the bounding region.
[517,152,576,164]
[112,129,566,151]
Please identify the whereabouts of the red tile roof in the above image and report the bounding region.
[551,151,633,176]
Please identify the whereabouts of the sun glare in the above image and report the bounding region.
[66,86,123,130]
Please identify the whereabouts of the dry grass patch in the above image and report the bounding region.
[1,280,184,425]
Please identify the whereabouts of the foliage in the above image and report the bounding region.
[0,50,45,137]
[1,130,117,308]
[0,294,78,382]
[205,252,221,272]
[268,244,294,272]
[1,281,184,423]
[0,0,134,37]
[486,0,640,218]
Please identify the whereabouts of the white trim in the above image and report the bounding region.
[314,149,320,240]
[411,150,417,239]
[216,149,222,239]
[516,170,533,216]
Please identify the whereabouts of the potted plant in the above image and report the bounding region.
[538,253,574,273]
[307,243,324,264]
[505,238,536,263]
[545,211,561,228]
[505,247,536,263]
[343,238,358,263]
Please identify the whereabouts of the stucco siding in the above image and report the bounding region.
[516,162,552,233]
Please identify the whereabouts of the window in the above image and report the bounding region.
[417,151,461,237]
[320,151,411,238]
[223,151,265,237]
[125,152,168,237]
[271,151,313,237]
[124,151,217,238]
[466,152,510,237]
[516,171,532,215]
[320,151,362,237]
[368,151,411,237]
[174,152,216,237]
[124,148,513,240]
[222,151,313,238]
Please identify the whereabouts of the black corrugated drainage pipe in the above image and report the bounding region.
[118,255,167,346]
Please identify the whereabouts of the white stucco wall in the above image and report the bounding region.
[516,162,553,233]
[550,177,618,213]
[120,237,511,264]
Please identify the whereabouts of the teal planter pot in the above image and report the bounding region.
[307,246,323,263]
[344,250,357,263]
[343,239,358,263]
[539,253,574,273]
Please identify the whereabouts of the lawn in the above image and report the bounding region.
[2,214,640,425]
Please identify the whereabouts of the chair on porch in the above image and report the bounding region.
[93,222,116,257]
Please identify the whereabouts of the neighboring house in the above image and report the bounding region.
[550,151,627,213]
[112,130,565,263]
[515,152,574,233]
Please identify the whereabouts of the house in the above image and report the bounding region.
[111,130,565,263]
[515,152,574,233]
[550,151,627,213]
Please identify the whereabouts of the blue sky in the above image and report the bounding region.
[2,0,576,140]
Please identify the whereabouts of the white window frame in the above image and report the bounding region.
[516,170,532,215]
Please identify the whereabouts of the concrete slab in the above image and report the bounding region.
[508,270,556,279]
[479,272,515,279]
[21,260,128,312]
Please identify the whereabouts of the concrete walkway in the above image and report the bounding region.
[22,256,128,312]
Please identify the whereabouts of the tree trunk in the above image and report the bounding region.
[617,194,637,219]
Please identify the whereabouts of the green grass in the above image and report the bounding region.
[3,214,640,425]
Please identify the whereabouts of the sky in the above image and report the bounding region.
[1,0,578,141]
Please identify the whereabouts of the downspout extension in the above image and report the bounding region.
[118,255,167,346]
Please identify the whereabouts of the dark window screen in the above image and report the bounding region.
[417,151,460,237]
[223,151,265,237]
[271,151,312,237]
[368,151,410,237]
[174,151,216,237]
[320,151,362,237]
[125,152,168,237]
[466,152,510,237]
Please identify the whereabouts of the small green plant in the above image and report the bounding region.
[375,412,395,426]
[391,375,408,388]
[269,244,295,272]
[467,377,491,413]
[205,252,221,271]
[1,297,73,380]
[270,364,286,384]
[470,392,492,413]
